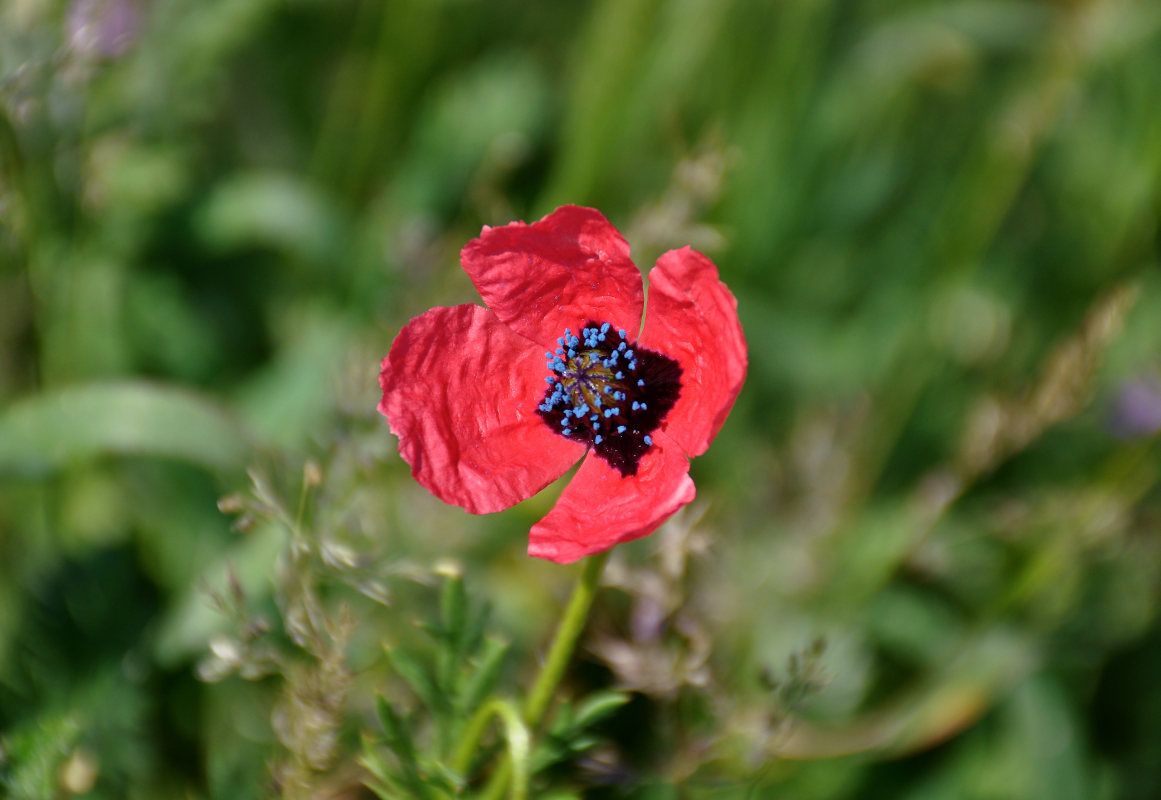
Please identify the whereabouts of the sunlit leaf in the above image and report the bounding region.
[0,382,254,478]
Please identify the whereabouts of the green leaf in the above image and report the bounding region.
[439,574,468,644]
[459,637,510,714]
[0,381,254,478]
[375,696,419,767]
[436,575,468,694]
[386,648,446,714]
[372,696,433,799]
[571,691,630,731]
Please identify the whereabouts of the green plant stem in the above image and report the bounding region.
[523,550,610,729]
[477,550,610,799]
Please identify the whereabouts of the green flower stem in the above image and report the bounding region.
[477,550,610,800]
[453,699,529,800]
[522,550,610,729]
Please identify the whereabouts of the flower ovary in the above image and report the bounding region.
[536,320,682,476]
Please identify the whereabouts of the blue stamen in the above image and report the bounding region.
[540,321,672,461]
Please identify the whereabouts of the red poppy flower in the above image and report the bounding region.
[378,206,746,563]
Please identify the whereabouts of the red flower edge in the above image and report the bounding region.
[379,206,747,563]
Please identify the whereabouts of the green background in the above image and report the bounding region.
[2,0,1160,797]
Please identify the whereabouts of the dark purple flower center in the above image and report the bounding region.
[537,320,681,477]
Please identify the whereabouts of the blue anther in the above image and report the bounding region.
[625,350,634,358]
[618,342,627,352]
[564,328,572,336]
[609,351,619,363]
[604,408,614,418]
[631,401,640,411]
[591,414,599,422]
[637,379,645,387]
[595,434,603,444]
[557,337,565,346]
[601,322,610,333]
[615,371,624,380]
[640,402,647,410]
[563,428,571,436]
[556,347,565,355]
[629,360,637,370]
[569,335,580,347]
[555,382,564,391]
[615,391,625,401]
[617,425,626,434]
[613,408,621,415]
[618,329,627,338]
[594,397,602,408]
[545,377,554,384]
[644,435,653,446]
[545,351,553,359]
[598,333,606,342]
[603,386,612,394]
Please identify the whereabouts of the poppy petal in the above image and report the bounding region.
[528,433,695,563]
[379,304,584,514]
[460,205,645,347]
[640,247,747,457]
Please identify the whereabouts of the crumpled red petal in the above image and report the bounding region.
[527,433,695,563]
[640,247,747,457]
[460,205,645,347]
[379,304,584,514]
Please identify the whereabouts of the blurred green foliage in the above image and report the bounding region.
[2,0,1161,797]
